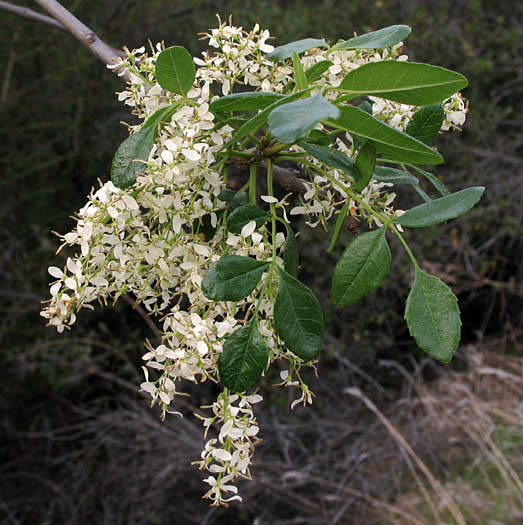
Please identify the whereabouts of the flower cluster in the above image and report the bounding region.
[194,391,262,505]
[41,19,467,504]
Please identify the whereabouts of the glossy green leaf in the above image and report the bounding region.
[329,106,443,165]
[274,269,325,361]
[333,25,411,50]
[227,205,268,234]
[267,38,327,61]
[406,103,444,144]
[218,189,249,206]
[405,268,461,362]
[269,94,339,144]
[339,61,468,105]
[155,46,195,97]
[210,92,284,113]
[282,222,299,277]
[305,60,333,82]
[202,255,269,301]
[219,318,269,392]
[228,89,312,145]
[395,187,485,227]
[373,166,419,185]
[293,52,308,90]
[327,201,350,252]
[353,142,376,191]
[218,188,238,202]
[332,227,391,305]
[300,141,361,180]
[112,106,178,189]
[111,126,154,189]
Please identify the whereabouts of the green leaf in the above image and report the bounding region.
[228,88,312,145]
[300,142,361,180]
[339,61,468,105]
[333,25,412,50]
[219,318,269,392]
[218,189,249,206]
[305,60,333,82]
[406,104,444,144]
[227,204,268,234]
[111,106,179,189]
[155,46,196,97]
[214,114,249,130]
[416,168,449,196]
[395,187,485,227]
[358,100,374,114]
[329,106,443,165]
[282,223,299,277]
[327,201,350,253]
[267,38,327,61]
[352,100,374,150]
[353,142,376,191]
[193,211,224,241]
[293,52,308,91]
[308,129,331,146]
[210,92,285,113]
[202,255,269,301]
[332,227,391,305]
[141,104,180,131]
[373,166,419,185]
[405,268,461,362]
[111,126,154,189]
[274,269,325,361]
[269,94,340,144]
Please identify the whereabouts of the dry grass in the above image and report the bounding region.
[384,347,523,524]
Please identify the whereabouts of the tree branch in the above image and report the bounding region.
[0,0,64,28]
[32,0,130,81]
[259,161,308,193]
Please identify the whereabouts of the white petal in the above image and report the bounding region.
[240,220,256,238]
[260,195,278,203]
[212,449,232,461]
[50,282,61,296]
[48,266,63,279]
[196,341,208,356]
[161,150,174,164]
[159,391,171,404]
[140,382,157,394]
[123,194,139,210]
[182,148,201,161]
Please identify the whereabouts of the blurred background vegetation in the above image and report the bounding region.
[1,1,522,523]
